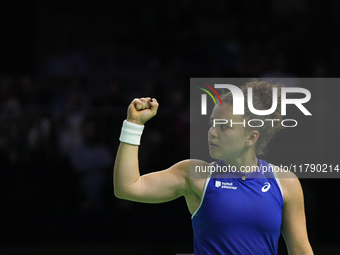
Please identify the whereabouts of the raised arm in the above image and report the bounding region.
[113,97,190,203]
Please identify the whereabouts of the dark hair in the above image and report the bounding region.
[220,79,284,158]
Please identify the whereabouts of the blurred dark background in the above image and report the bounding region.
[1,0,340,254]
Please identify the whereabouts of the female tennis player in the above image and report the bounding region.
[114,81,313,255]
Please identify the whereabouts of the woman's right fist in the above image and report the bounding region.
[126,97,159,125]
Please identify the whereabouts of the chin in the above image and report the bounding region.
[209,151,223,160]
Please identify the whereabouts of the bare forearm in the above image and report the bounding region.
[113,142,140,197]
[289,247,313,255]
[114,97,159,199]
[287,242,313,255]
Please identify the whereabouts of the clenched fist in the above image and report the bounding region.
[126,97,159,125]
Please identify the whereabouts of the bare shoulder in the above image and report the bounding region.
[271,165,303,204]
[171,159,210,179]
[187,159,211,189]
[173,159,211,192]
[274,166,301,187]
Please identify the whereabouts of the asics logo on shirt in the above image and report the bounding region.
[261,182,271,192]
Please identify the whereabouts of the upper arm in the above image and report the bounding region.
[117,160,192,203]
[279,173,314,255]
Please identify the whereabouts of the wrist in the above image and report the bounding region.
[126,118,144,126]
[119,120,145,145]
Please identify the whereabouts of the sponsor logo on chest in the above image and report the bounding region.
[215,180,272,192]
[215,181,237,190]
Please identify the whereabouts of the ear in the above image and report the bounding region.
[246,130,259,146]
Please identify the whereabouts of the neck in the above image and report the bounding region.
[224,153,258,173]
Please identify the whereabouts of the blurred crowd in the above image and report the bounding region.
[1,0,340,247]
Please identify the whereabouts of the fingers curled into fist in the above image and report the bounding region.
[127,97,159,125]
[133,97,158,111]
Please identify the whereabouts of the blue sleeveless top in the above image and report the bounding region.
[192,158,284,255]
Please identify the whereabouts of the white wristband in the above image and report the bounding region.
[119,120,145,145]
